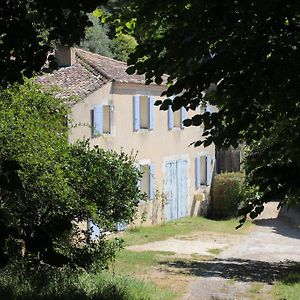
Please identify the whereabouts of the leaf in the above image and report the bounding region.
[154,100,162,106]
[194,140,203,147]
[183,119,192,127]
[250,211,258,219]
[126,66,136,75]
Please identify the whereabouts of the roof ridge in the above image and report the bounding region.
[75,49,112,82]
[74,47,128,67]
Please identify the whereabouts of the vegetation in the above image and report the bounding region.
[0,81,140,269]
[210,172,245,219]
[80,15,137,62]
[104,0,300,220]
[0,0,102,86]
[0,264,170,300]
[122,216,252,247]
[273,264,300,300]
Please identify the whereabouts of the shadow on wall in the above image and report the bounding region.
[254,204,300,240]
[160,258,300,284]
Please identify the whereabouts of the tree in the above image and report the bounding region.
[80,14,137,62]
[0,81,140,268]
[0,0,104,86]
[80,15,114,58]
[106,0,300,218]
[110,33,137,62]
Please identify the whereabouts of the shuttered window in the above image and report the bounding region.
[133,96,154,131]
[168,106,187,130]
[139,163,155,200]
[195,155,213,188]
[92,104,111,136]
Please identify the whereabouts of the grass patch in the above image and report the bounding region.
[124,217,252,246]
[248,282,264,294]
[0,264,173,300]
[273,265,300,300]
[190,253,214,260]
[111,249,195,299]
[207,248,222,255]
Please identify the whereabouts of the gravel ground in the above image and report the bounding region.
[184,202,300,300]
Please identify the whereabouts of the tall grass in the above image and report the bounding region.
[0,264,173,300]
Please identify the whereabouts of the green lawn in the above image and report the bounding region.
[273,264,300,300]
[122,216,253,246]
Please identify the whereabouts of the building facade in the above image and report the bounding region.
[38,47,215,227]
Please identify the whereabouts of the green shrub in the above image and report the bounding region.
[0,80,141,269]
[210,172,245,219]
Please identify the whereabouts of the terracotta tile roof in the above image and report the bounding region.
[37,48,152,101]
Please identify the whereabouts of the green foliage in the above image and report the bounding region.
[80,16,114,58]
[0,81,140,269]
[0,263,167,300]
[210,172,245,219]
[105,0,300,216]
[0,0,103,86]
[110,34,138,62]
[273,263,300,300]
[80,15,137,62]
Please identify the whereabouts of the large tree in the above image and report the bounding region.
[0,0,104,86]
[0,81,140,268]
[107,0,300,218]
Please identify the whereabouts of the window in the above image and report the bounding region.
[138,163,155,200]
[92,104,111,136]
[195,155,212,188]
[168,107,187,130]
[133,95,154,131]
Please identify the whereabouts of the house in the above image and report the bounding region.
[38,47,216,228]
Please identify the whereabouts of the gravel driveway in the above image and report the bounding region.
[183,202,300,299]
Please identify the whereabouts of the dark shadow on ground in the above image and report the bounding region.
[254,205,300,240]
[160,258,300,284]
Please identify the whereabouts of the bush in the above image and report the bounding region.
[210,172,245,219]
[0,80,141,269]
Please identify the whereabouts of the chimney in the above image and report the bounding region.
[55,45,76,67]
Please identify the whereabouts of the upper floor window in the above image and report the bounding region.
[195,155,213,188]
[168,106,187,130]
[133,95,154,131]
[92,104,111,137]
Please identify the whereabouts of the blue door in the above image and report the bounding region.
[165,160,188,221]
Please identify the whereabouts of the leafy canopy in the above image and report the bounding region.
[0,81,140,268]
[106,0,300,216]
[0,0,104,86]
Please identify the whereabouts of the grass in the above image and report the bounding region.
[207,248,222,255]
[123,216,253,246]
[272,264,300,300]
[0,264,173,300]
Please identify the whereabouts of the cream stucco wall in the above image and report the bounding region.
[70,81,215,226]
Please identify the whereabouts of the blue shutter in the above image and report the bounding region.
[93,104,103,135]
[206,155,212,186]
[205,105,212,113]
[149,96,154,130]
[168,106,174,130]
[149,163,155,200]
[180,107,187,129]
[88,220,101,241]
[195,156,200,188]
[133,96,140,131]
[116,222,126,232]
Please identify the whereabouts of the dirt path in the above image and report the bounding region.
[183,202,300,299]
[127,202,300,299]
